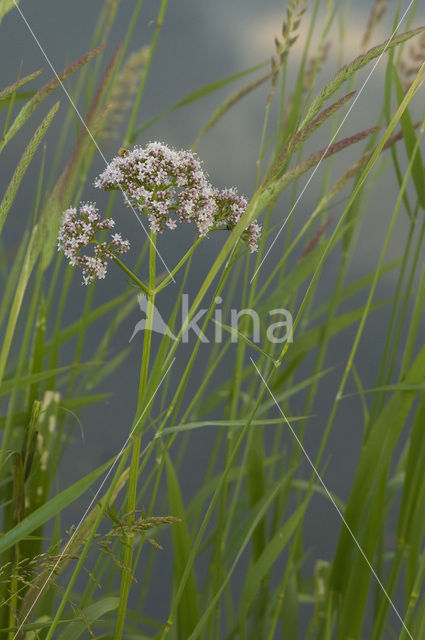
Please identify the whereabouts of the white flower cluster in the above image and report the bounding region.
[95,142,261,251]
[57,202,130,285]
[58,143,262,285]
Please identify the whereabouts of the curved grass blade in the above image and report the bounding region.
[56,596,119,640]
[238,502,306,636]
[393,67,425,209]
[129,59,269,142]
[0,0,18,24]
[192,68,274,149]
[185,477,307,640]
[330,340,425,635]
[165,454,200,638]
[0,455,114,554]
[157,417,304,437]
[0,362,99,398]
[211,318,279,364]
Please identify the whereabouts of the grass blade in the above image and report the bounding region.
[165,454,200,637]
[0,456,113,554]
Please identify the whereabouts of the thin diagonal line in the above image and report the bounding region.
[250,357,413,640]
[12,0,175,282]
[250,0,416,284]
[13,358,175,639]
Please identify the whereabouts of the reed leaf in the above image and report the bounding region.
[0,456,113,554]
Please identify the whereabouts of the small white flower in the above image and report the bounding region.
[57,202,130,285]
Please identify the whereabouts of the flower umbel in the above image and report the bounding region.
[94,142,261,251]
[57,202,130,284]
[95,142,216,237]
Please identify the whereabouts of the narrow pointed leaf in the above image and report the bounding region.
[0,456,113,554]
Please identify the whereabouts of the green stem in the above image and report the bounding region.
[154,236,202,293]
[371,546,405,640]
[114,231,156,640]
[113,255,151,295]
[398,550,425,640]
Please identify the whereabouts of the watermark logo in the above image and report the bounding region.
[129,294,177,342]
[130,294,293,345]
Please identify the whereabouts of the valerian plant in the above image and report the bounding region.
[57,141,262,635]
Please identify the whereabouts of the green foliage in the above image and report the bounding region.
[0,101,59,234]
[0,456,113,554]
[166,455,200,637]
[0,0,18,24]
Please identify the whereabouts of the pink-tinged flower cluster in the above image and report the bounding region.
[213,188,262,253]
[57,202,130,285]
[94,142,261,251]
[94,142,216,237]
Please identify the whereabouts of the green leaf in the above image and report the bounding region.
[273,299,390,386]
[0,90,35,110]
[341,382,425,398]
[397,400,425,598]
[0,229,29,330]
[53,290,132,347]
[166,454,199,638]
[57,597,119,640]
[330,339,425,637]
[393,67,425,210]
[0,362,99,398]
[0,618,72,633]
[0,0,18,24]
[63,393,113,411]
[1,597,119,636]
[310,259,401,322]
[130,59,269,141]
[186,475,305,640]
[86,347,131,390]
[158,417,304,437]
[0,456,113,554]
[211,318,279,364]
[238,502,306,631]
[257,242,329,310]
